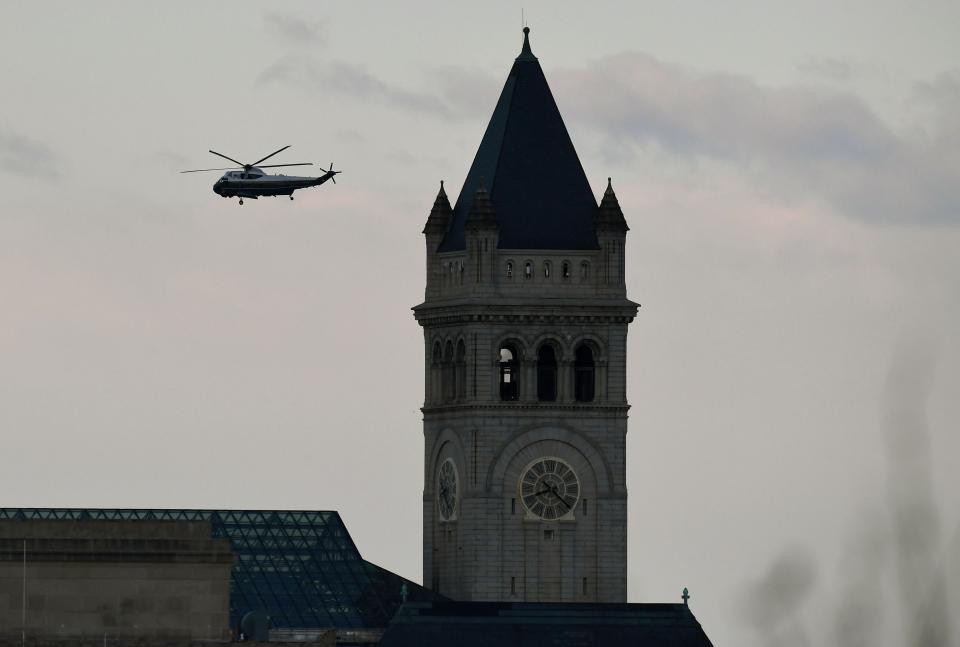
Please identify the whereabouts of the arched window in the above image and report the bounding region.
[455,340,467,401]
[580,261,590,279]
[543,261,552,278]
[506,261,514,279]
[561,261,571,280]
[444,341,455,403]
[574,344,595,402]
[537,344,558,402]
[499,344,519,401]
[524,261,533,279]
[432,342,443,403]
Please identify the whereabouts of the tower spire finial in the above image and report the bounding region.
[517,25,536,61]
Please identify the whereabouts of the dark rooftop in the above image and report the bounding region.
[379,601,714,647]
[439,28,600,252]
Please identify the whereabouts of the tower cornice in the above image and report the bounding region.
[412,299,638,327]
[421,402,631,415]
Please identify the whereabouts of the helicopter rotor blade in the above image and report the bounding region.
[180,166,242,174]
[209,150,246,166]
[250,145,291,167]
[255,163,313,169]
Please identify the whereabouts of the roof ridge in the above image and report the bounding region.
[488,70,519,198]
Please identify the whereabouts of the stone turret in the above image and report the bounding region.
[464,181,499,290]
[596,177,628,232]
[423,181,452,298]
[595,178,628,290]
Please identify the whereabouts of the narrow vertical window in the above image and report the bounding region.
[506,261,514,279]
[582,577,588,595]
[444,341,455,403]
[455,340,467,401]
[511,498,516,515]
[561,261,571,279]
[536,345,557,402]
[582,499,588,516]
[580,261,590,279]
[574,344,595,402]
[432,342,443,403]
[524,261,533,279]
[499,344,520,401]
[511,577,516,595]
[543,261,552,278]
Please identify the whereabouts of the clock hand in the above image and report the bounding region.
[548,485,572,510]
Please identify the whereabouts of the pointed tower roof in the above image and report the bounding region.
[438,28,599,252]
[422,181,452,235]
[597,177,629,231]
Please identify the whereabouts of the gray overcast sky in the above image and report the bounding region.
[1,2,959,645]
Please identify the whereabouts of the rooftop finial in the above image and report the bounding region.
[682,587,690,606]
[517,26,536,61]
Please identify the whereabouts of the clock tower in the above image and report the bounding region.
[413,28,637,603]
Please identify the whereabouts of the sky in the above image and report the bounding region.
[1,1,959,645]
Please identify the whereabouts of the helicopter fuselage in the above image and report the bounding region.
[212,167,337,200]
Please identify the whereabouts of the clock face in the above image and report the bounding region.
[437,458,458,521]
[519,457,580,520]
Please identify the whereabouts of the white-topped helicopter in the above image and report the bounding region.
[181,146,339,205]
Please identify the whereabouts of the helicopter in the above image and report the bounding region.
[181,146,340,205]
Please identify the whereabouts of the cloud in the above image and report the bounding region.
[432,66,500,117]
[0,129,62,180]
[551,53,960,225]
[263,12,324,45]
[256,50,960,225]
[883,333,953,647]
[256,56,499,122]
[738,547,817,646]
[797,57,856,82]
[832,510,889,647]
[257,57,452,117]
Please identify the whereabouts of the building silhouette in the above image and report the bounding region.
[414,27,637,602]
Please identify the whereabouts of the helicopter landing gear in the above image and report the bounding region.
[239,198,244,205]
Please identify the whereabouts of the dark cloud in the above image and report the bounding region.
[257,57,452,117]
[883,334,952,647]
[551,53,960,225]
[739,547,817,646]
[0,130,62,180]
[256,50,960,224]
[263,12,324,45]
[832,511,889,647]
